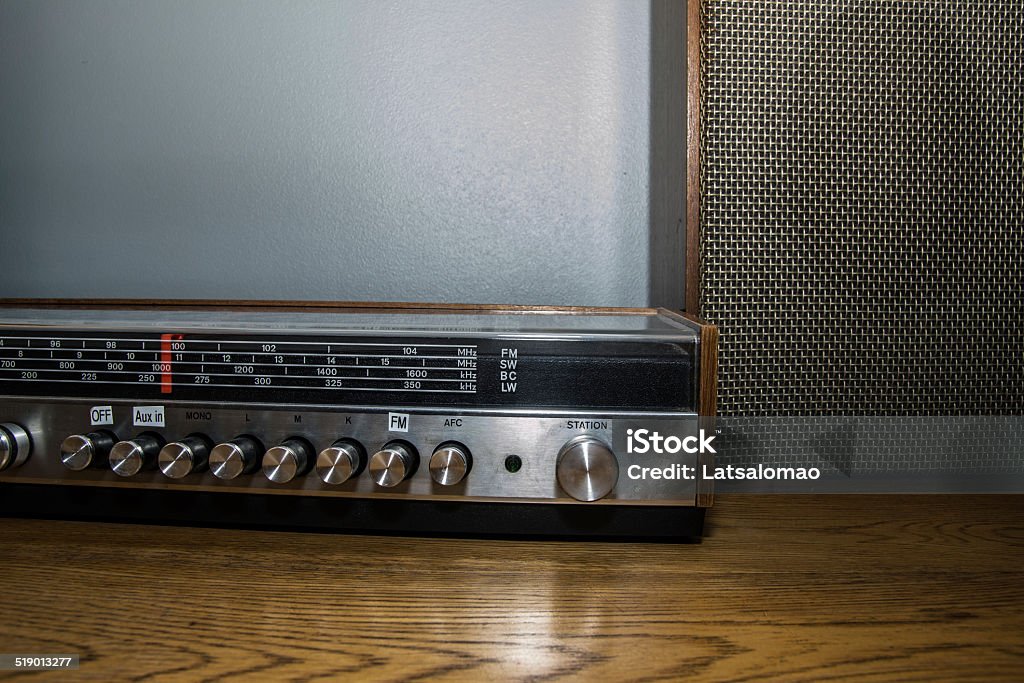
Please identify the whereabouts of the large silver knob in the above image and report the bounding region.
[110,433,164,477]
[209,436,263,480]
[61,431,117,471]
[429,442,471,486]
[556,436,618,502]
[158,435,212,479]
[316,439,365,485]
[0,423,31,470]
[368,441,418,488]
[263,438,314,484]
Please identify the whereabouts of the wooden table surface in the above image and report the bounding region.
[0,495,1021,681]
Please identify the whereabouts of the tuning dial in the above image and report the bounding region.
[316,439,365,485]
[61,431,117,471]
[209,436,263,480]
[429,442,471,486]
[158,435,213,479]
[368,441,418,488]
[556,436,619,502]
[0,423,31,471]
[110,433,165,477]
[263,438,314,484]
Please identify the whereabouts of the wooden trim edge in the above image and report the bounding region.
[679,311,717,507]
[677,312,718,417]
[698,323,718,417]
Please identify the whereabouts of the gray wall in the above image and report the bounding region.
[0,0,661,307]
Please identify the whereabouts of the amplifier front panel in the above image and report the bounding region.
[0,399,706,506]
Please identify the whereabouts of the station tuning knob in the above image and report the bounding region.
[555,436,619,502]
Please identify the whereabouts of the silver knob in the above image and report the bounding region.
[556,436,618,502]
[209,436,263,480]
[429,443,471,486]
[158,435,212,479]
[110,434,164,477]
[316,439,365,485]
[0,423,31,470]
[61,431,117,471]
[263,438,314,484]
[368,441,418,488]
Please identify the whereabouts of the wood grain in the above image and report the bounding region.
[679,312,718,417]
[1,495,1021,681]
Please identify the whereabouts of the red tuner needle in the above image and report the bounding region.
[159,334,183,394]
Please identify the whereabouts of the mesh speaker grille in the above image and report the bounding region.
[699,0,1024,417]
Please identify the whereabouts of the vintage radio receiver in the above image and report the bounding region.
[0,301,717,539]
